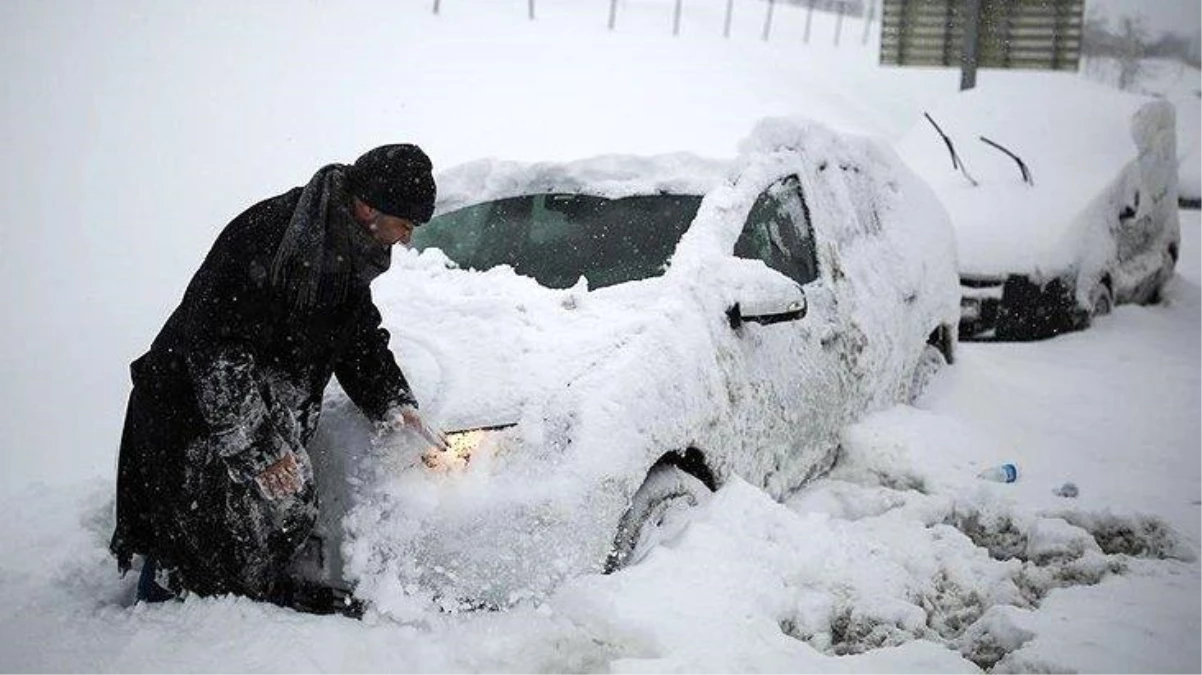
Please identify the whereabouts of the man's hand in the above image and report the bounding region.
[255,452,303,500]
[397,405,449,452]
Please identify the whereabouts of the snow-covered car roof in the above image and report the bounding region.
[895,75,1172,278]
[433,152,734,216]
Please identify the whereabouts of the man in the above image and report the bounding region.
[110,144,447,610]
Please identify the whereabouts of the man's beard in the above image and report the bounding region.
[349,215,393,286]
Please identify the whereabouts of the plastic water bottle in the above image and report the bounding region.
[977,463,1018,483]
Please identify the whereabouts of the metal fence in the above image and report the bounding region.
[431,0,878,45]
[880,0,1083,71]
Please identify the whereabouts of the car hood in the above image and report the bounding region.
[365,248,677,432]
[319,251,709,606]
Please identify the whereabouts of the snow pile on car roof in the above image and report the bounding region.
[434,153,734,216]
[895,75,1177,277]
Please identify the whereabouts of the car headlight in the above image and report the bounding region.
[422,424,515,472]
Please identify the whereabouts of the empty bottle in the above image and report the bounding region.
[977,463,1018,483]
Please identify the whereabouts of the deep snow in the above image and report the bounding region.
[1,1,1199,672]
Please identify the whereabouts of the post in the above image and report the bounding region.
[432,0,440,15]
[942,0,954,65]
[960,0,982,90]
[673,0,683,36]
[762,0,775,41]
[861,0,875,45]
[723,0,734,38]
[608,0,618,31]
[804,0,815,44]
[1050,0,1062,69]
[528,0,535,21]
[834,2,844,46]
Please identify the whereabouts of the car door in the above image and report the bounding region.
[726,174,852,497]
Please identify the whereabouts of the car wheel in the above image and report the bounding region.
[907,344,947,403]
[604,463,712,573]
[1148,247,1177,304]
[1088,281,1114,318]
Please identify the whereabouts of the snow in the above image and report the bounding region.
[433,154,733,215]
[1,0,1199,672]
[1130,60,1201,199]
[1081,56,1202,203]
[1176,101,1201,200]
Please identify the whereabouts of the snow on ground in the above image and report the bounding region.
[1,1,1199,672]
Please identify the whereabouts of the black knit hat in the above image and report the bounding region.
[347,144,436,223]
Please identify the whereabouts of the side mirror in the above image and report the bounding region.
[699,255,809,331]
[727,287,807,330]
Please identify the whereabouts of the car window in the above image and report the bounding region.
[413,193,703,290]
[733,175,819,286]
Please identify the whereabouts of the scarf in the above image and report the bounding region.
[270,164,392,312]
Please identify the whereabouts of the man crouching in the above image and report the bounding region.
[110,144,447,612]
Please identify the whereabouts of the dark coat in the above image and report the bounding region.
[110,185,416,598]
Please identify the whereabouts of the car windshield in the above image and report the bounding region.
[412,193,703,289]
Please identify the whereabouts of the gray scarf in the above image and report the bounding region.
[270,164,392,311]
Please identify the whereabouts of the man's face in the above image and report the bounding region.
[367,212,416,247]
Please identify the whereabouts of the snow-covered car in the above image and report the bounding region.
[896,77,1180,341]
[305,118,960,612]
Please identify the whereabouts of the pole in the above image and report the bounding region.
[834,3,844,46]
[861,0,875,45]
[762,0,775,41]
[960,0,981,90]
[804,0,815,44]
[528,0,535,21]
[673,0,683,36]
[433,0,439,15]
[608,0,618,31]
[723,0,734,38]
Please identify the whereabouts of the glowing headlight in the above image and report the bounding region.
[421,424,514,472]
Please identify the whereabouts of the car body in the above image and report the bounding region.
[304,117,960,611]
[896,76,1180,341]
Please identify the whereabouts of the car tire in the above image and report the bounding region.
[907,344,947,403]
[1148,247,1177,305]
[1088,281,1114,319]
[604,463,712,574]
